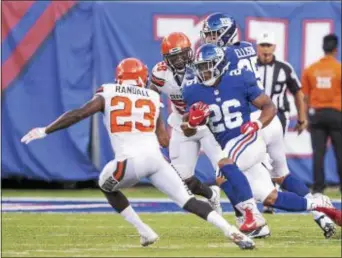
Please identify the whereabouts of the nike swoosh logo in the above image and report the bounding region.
[192,115,203,120]
[244,222,256,229]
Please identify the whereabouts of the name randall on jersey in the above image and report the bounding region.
[115,85,150,97]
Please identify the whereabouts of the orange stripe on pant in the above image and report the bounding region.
[231,133,254,162]
[113,160,127,182]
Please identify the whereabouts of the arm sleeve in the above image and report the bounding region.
[244,70,263,102]
[286,62,302,95]
[151,74,165,90]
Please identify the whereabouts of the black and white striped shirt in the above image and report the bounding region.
[257,56,301,112]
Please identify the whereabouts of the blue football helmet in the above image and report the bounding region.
[193,43,226,86]
[201,12,238,47]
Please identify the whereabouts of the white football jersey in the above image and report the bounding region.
[151,61,204,131]
[96,83,161,160]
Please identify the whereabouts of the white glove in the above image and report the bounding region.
[21,127,47,144]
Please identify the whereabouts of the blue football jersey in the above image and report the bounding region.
[223,41,263,112]
[183,68,263,149]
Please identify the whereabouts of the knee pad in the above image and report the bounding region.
[185,176,201,192]
[98,175,119,193]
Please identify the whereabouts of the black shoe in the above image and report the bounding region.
[263,206,274,214]
[314,215,336,239]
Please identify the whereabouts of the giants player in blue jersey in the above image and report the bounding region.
[199,12,337,238]
[181,43,341,238]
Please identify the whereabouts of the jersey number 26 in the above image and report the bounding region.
[209,99,243,133]
[110,96,156,133]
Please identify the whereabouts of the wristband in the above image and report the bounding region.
[187,122,196,129]
[254,120,263,129]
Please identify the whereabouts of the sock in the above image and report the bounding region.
[281,174,310,197]
[220,164,253,203]
[273,192,307,211]
[220,180,243,217]
[235,198,261,216]
[305,193,324,220]
[120,205,148,234]
[207,211,233,237]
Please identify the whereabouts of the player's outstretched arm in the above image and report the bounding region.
[252,93,277,128]
[21,95,104,144]
[156,113,169,148]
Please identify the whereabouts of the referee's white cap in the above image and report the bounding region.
[257,31,276,45]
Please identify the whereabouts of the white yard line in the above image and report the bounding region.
[2,203,111,211]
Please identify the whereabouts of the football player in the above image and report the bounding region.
[150,32,222,214]
[21,57,255,250]
[182,43,340,237]
[200,12,336,238]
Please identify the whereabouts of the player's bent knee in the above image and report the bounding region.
[218,158,234,168]
[263,189,278,206]
[272,176,286,185]
[98,175,118,193]
[216,176,227,186]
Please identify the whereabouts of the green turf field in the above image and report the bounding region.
[2,213,342,257]
[2,187,342,257]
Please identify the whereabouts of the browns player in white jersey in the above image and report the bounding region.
[21,57,256,250]
[150,32,222,213]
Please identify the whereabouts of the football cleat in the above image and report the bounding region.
[246,224,271,239]
[208,185,223,215]
[310,193,334,209]
[239,208,266,233]
[314,215,337,239]
[139,225,159,247]
[236,215,271,239]
[227,226,256,250]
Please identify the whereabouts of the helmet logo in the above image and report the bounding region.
[219,17,232,27]
[170,47,181,54]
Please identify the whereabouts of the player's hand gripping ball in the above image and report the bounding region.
[188,102,211,127]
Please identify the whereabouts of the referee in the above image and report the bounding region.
[256,32,307,214]
[301,34,342,193]
[256,32,307,135]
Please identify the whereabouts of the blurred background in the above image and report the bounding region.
[1,1,341,191]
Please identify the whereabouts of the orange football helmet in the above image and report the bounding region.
[116,58,148,87]
[161,32,193,71]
